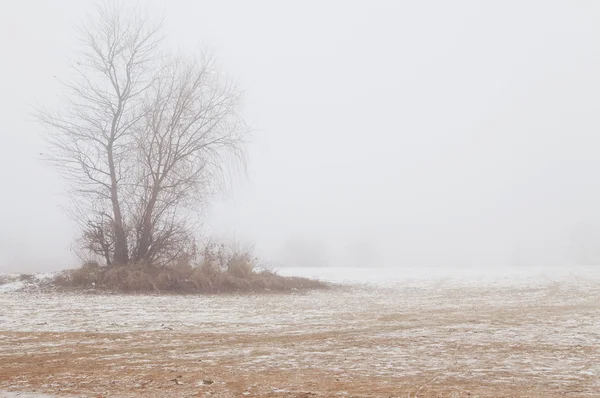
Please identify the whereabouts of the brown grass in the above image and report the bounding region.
[53,261,327,294]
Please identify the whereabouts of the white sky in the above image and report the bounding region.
[2,1,600,272]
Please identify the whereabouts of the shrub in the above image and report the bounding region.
[52,245,328,294]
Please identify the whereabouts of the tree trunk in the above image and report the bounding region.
[135,189,158,264]
[107,145,129,265]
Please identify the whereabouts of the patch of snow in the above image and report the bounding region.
[0,272,58,294]
[0,281,25,293]
[33,273,56,281]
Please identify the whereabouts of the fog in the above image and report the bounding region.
[2,0,600,273]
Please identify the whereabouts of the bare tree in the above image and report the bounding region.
[131,54,246,264]
[38,2,245,266]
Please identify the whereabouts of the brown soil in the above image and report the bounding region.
[0,327,596,398]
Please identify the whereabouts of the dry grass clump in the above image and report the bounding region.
[53,246,327,294]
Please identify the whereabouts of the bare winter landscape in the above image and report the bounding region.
[3,1,600,398]
[2,266,599,397]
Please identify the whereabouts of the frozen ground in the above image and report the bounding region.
[0,274,55,294]
[1,266,599,397]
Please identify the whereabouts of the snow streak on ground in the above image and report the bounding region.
[1,266,599,397]
[0,274,55,294]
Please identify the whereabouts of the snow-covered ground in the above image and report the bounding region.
[0,273,56,294]
[1,266,599,397]
[277,264,600,286]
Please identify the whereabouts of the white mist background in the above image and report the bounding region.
[2,1,600,272]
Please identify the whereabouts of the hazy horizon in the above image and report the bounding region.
[3,0,600,273]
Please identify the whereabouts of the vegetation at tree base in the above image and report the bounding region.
[53,245,328,294]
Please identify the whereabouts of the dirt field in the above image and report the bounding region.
[1,267,599,397]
